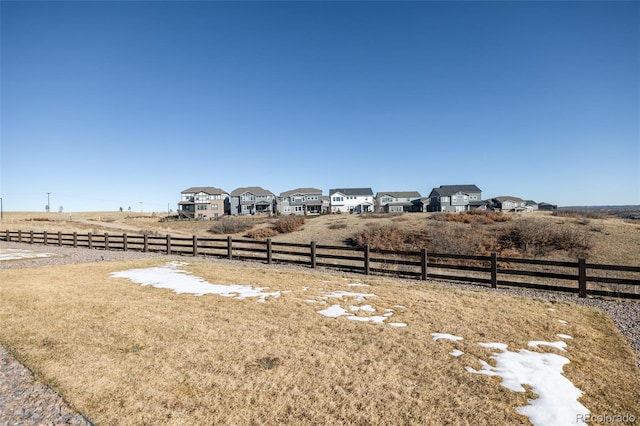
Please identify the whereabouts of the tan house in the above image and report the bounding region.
[178,187,229,219]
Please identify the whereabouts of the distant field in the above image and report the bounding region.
[0,258,638,425]
[1,210,639,266]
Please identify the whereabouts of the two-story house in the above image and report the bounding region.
[427,185,482,212]
[230,187,277,216]
[375,191,422,213]
[278,188,323,216]
[178,187,229,219]
[329,188,374,214]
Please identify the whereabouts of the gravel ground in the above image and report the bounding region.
[1,241,638,424]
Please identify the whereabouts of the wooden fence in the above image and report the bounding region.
[2,230,639,300]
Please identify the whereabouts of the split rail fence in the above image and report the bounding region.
[2,230,639,300]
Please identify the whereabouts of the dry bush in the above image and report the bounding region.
[553,209,608,220]
[349,224,409,250]
[245,227,278,240]
[500,219,592,257]
[273,215,305,234]
[430,211,511,224]
[327,222,348,230]
[359,212,404,219]
[208,217,257,234]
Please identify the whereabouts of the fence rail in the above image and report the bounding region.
[2,229,639,299]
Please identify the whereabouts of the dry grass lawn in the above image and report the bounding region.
[1,259,638,425]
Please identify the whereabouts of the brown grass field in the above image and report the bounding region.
[2,210,639,265]
[1,257,639,425]
[1,211,639,424]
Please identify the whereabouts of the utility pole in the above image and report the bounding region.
[46,192,51,212]
[0,197,3,221]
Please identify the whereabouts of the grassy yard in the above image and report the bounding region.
[1,258,638,425]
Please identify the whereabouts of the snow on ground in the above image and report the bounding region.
[431,333,464,342]
[110,261,280,302]
[110,261,590,424]
[0,248,55,261]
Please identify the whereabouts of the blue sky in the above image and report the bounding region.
[1,1,638,212]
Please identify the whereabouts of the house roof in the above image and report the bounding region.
[428,185,482,197]
[329,188,374,196]
[230,186,275,197]
[279,188,323,197]
[376,191,422,199]
[493,196,525,203]
[181,186,228,195]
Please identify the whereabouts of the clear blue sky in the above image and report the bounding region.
[1,1,638,212]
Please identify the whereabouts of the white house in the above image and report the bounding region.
[329,188,374,213]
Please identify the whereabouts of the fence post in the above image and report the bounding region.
[578,258,587,298]
[73,232,77,248]
[311,241,317,269]
[5,230,9,242]
[364,244,370,275]
[143,234,148,252]
[104,233,109,250]
[44,231,48,245]
[227,236,233,260]
[491,252,498,289]
[30,230,34,244]
[88,232,92,249]
[166,234,171,255]
[18,230,22,243]
[192,235,198,257]
[421,248,428,281]
[266,238,272,264]
[123,233,128,251]
[58,231,62,246]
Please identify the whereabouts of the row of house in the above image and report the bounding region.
[177,185,556,219]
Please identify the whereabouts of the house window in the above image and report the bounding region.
[441,196,450,202]
[295,206,304,212]
[212,204,218,210]
[333,196,343,202]
[197,204,207,210]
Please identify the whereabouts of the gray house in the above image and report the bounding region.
[490,196,527,212]
[427,185,483,212]
[230,187,276,216]
[277,188,323,216]
[375,191,421,213]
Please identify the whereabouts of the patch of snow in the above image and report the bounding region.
[346,315,387,324]
[388,322,407,327]
[317,304,348,318]
[558,320,568,325]
[450,349,464,357]
[432,333,463,342]
[324,291,376,301]
[547,308,556,312]
[301,286,309,291]
[478,342,509,350]
[557,334,572,340]
[347,282,370,287]
[466,344,589,426]
[0,249,55,261]
[110,262,280,302]
[305,299,319,304]
[349,304,376,312]
[528,341,567,352]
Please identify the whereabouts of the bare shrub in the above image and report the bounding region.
[209,217,257,234]
[430,211,511,224]
[273,215,305,234]
[360,213,404,219]
[349,224,409,250]
[500,219,592,257]
[245,227,278,240]
[328,222,348,230]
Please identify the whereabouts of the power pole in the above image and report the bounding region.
[46,192,51,212]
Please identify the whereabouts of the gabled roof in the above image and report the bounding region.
[230,186,275,197]
[376,191,422,199]
[279,188,323,198]
[429,185,482,197]
[329,188,374,196]
[181,186,228,195]
[493,196,524,203]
